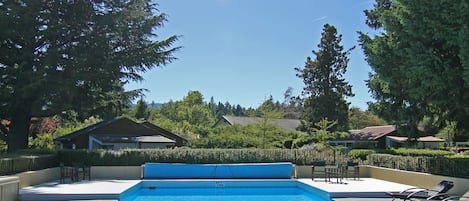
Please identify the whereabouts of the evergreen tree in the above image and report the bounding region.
[0,0,179,152]
[134,98,150,120]
[295,24,354,132]
[359,0,469,140]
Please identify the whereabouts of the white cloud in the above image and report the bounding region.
[312,16,328,23]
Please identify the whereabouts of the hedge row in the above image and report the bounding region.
[0,154,59,176]
[7,148,464,178]
[366,154,469,178]
[57,149,349,166]
[348,148,454,161]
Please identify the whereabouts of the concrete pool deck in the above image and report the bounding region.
[19,178,414,201]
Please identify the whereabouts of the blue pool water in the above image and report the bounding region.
[120,180,331,201]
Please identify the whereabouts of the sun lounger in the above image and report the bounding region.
[385,180,454,200]
[430,190,469,201]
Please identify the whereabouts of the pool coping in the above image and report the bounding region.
[19,178,413,201]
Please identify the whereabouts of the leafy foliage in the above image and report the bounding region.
[348,107,387,129]
[359,0,469,141]
[296,24,354,132]
[191,124,307,149]
[133,98,150,120]
[29,134,54,150]
[366,154,469,178]
[56,149,349,166]
[312,118,346,145]
[391,148,453,157]
[0,0,179,152]
[0,154,59,176]
[348,149,377,161]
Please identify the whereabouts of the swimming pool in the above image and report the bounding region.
[119,180,331,201]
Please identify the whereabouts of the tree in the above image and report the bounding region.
[177,91,214,126]
[348,107,387,129]
[0,0,179,152]
[359,0,469,140]
[258,97,283,149]
[134,98,150,120]
[295,24,354,132]
[281,87,300,119]
[312,118,347,147]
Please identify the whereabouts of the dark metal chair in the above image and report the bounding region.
[59,162,74,183]
[311,161,327,181]
[345,161,359,180]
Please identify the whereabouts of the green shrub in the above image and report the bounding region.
[57,149,350,166]
[348,149,376,160]
[367,153,469,178]
[463,150,469,156]
[391,148,453,157]
[14,149,57,155]
[0,154,59,176]
[0,140,6,154]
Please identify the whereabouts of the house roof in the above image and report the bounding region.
[139,121,187,143]
[387,136,445,142]
[136,136,175,143]
[217,116,301,132]
[55,117,185,143]
[92,135,175,143]
[55,118,127,141]
[345,125,396,141]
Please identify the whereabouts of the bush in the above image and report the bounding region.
[348,149,376,161]
[391,148,453,157]
[463,150,469,156]
[0,154,59,176]
[367,153,469,178]
[13,149,57,155]
[57,149,350,166]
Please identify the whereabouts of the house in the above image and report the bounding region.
[331,125,445,149]
[213,115,302,132]
[386,136,445,149]
[331,125,396,148]
[54,117,187,150]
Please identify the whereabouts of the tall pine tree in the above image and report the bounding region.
[0,0,179,152]
[295,24,354,132]
[359,0,469,141]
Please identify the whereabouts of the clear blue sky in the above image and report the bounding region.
[126,0,376,110]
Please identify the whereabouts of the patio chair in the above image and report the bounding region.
[345,161,359,180]
[430,189,469,201]
[72,162,91,181]
[311,161,326,181]
[59,162,74,183]
[386,180,454,201]
[325,162,345,183]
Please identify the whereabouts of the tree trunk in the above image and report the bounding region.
[7,104,32,153]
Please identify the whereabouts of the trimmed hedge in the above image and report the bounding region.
[391,148,453,157]
[57,149,349,166]
[366,154,469,178]
[0,154,59,176]
[348,149,376,161]
[348,148,454,161]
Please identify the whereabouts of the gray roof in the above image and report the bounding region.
[135,136,175,143]
[92,135,175,143]
[55,117,186,144]
[342,125,396,141]
[219,116,301,132]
